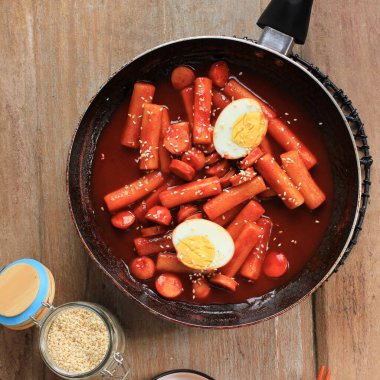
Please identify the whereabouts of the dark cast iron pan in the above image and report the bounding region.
[67,0,366,328]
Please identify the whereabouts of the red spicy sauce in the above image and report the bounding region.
[90,63,334,305]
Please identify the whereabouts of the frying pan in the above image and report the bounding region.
[67,0,371,328]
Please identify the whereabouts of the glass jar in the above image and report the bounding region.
[0,258,130,379]
[36,301,130,379]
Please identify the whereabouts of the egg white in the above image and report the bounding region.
[172,219,235,270]
[214,98,265,159]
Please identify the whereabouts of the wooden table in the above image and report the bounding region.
[0,1,379,379]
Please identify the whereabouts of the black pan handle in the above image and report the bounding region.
[257,0,313,45]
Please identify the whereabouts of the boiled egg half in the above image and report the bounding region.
[172,219,234,270]
[213,98,268,159]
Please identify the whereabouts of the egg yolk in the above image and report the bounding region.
[176,235,215,270]
[232,111,268,148]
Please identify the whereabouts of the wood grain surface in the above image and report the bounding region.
[0,1,378,379]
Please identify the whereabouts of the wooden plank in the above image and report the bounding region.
[0,1,42,378]
[303,0,380,379]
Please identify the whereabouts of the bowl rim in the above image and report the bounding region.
[150,369,215,380]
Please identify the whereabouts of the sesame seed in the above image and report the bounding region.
[46,307,109,375]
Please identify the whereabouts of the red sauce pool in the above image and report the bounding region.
[90,63,334,304]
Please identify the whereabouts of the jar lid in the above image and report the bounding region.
[0,258,55,329]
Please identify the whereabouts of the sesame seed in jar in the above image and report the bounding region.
[46,307,110,375]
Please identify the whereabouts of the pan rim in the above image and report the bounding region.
[66,35,362,328]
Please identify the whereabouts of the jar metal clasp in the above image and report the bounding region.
[101,352,130,379]
[31,302,56,328]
